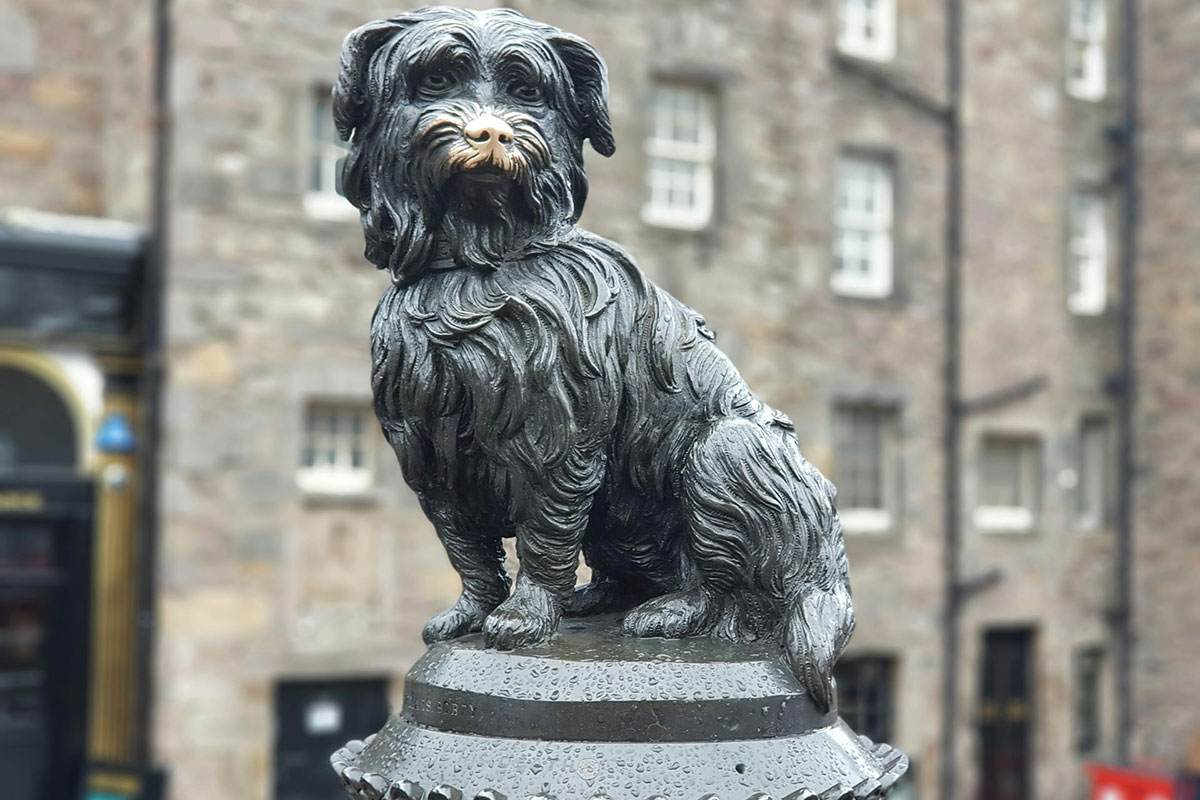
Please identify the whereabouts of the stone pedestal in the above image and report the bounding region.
[332,616,907,799]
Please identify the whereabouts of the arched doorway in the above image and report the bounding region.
[0,364,93,800]
[0,365,79,474]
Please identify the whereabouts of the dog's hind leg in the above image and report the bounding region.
[568,510,674,617]
[419,489,511,645]
[621,419,781,641]
[566,570,659,617]
[667,415,854,712]
[622,586,717,637]
[624,418,789,638]
[623,414,850,694]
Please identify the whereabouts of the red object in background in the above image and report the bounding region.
[1089,763,1179,800]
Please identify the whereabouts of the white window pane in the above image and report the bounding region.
[836,407,885,510]
[832,156,894,297]
[838,0,896,61]
[298,405,375,493]
[649,158,698,212]
[982,441,1023,508]
[644,84,716,230]
[1068,191,1108,314]
[1071,0,1105,37]
[976,436,1040,532]
[1066,0,1106,99]
[1069,43,1085,79]
[835,405,899,534]
[648,84,714,154]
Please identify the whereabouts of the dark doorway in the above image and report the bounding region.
[0,367,78,476]
[274,678,390,800]
[0,477,94,800]
[978,628,1035,800]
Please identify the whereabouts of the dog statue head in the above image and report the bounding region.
[333,7,615,284]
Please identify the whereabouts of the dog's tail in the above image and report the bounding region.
[783,504,855,714]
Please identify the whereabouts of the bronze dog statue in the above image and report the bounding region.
[335,6,854,711]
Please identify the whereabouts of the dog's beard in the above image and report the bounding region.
[410,105,579,270]
[355,106,586,283]
[424,167,577,271]
[436,174,544,269]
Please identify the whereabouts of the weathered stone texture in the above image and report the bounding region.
[3,0,1199,797]
[498,11,949,797]
[149,1,1154,799]
[0,0,105,214]
[153,3,491,798]
[954,2,1123,797]
[1134,0,1200,771]
[0,0,152,221]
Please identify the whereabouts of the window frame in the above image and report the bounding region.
[1066,189,1109,316]
[641,81,718,231]
[296,403,377,496]
[1065,0,1107,101]
[303,85,358,221]
[833,403,901,534]
[832,154,895,299]
[1076,416,1112,531]
[1072,645,1105,754]
[974,435,1041,534]
[833,655,897,744]
[837,0,898,63]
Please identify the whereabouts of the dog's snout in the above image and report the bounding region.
[464,115,515,148]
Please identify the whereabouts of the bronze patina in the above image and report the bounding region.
[329,8,907,798]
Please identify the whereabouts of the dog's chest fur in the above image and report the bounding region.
[369,233,746,501]
[370,236,634,487]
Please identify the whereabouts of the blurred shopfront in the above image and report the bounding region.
[0,212,159,800]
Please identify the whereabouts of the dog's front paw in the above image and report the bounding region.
[423,595,489,644]
[484,578,559,649]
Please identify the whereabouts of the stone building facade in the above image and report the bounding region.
[0,1,1197,800]
[0,0,157,798]
[1133,0,1200,775]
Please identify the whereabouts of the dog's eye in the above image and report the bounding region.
[419,71,456,95]
[510,82,543,103]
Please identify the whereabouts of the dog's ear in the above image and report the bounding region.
[332,15,416,143]
[549,32,616,157]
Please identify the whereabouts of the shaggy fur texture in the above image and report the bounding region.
[335,6,854,712]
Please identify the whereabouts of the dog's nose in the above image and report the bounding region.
[463,115,515,148]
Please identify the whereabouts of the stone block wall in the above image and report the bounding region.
[1134,0,1200,772]
[4,0,1198,798]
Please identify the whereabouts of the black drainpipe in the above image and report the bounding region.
[135,0,171,767]
[1114,0,1139,767]
[938,0,965,797]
